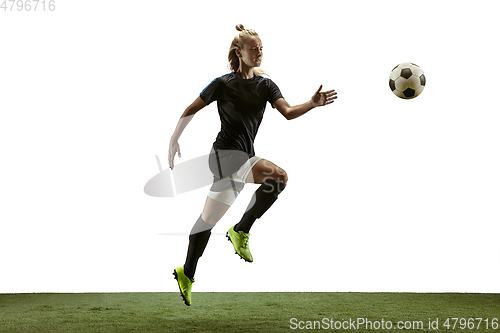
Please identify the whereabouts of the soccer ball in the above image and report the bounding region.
[389,63,426,99]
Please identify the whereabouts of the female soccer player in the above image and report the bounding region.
[170,24,337,306]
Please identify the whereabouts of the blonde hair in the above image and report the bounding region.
[228,24,267,77]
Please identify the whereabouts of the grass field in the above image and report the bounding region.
[0,292,498,332]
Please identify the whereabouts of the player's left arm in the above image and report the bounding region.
[273,85,337,120]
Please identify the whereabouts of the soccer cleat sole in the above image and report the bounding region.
[226,232,252,263]
[173,269,191,306]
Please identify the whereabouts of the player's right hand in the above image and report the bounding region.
[168,139,181,169]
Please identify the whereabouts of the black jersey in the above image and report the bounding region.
[199,73,283,157]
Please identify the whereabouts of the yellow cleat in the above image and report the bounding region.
[226,225,253,263]
[173,266,194,306]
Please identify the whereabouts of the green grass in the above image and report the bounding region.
[0,293,498,332]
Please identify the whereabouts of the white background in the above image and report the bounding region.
[1,0,499,293]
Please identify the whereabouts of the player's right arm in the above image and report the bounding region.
[168,96,207,169]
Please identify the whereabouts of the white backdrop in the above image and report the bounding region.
[1,0,499,293]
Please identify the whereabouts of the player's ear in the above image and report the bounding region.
[235,48,242,58]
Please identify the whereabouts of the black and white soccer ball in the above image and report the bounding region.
[389,63,426,99]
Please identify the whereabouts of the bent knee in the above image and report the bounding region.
[278,168,288,184]
[267,167,287,184]
[254,159,288,184]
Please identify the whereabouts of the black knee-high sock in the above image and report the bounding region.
[184,216,214,280]
[234,179,286,234]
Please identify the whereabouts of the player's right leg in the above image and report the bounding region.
[185,196,231,279]
[174,149,245,306]
[174,196,231,306]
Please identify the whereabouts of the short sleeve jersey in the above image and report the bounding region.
[199,73,283,157]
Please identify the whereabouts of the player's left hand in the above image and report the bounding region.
[311,85,337,107]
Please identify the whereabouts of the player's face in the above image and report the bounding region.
[239,36,263,68]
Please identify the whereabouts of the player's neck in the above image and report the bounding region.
[235,65,254,79]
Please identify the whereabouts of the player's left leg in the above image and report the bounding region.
[235,159,287,233]
[227,159,287,262]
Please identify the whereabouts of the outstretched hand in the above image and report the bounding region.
[311,85,337,107]
[168,139,181,169]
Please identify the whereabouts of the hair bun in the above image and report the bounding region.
[235,24,245,32]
